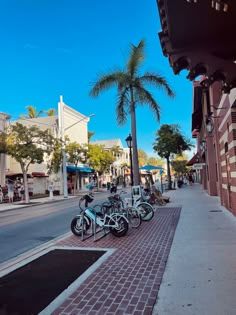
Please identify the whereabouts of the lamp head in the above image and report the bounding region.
[125,134,132,148]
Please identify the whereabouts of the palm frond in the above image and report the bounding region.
[135,85,161,122]
[127,39,145,77]
[116,88,129,126]
[140,72,175,97]
[89,71,126,97]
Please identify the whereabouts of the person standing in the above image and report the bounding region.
[0,185,3,203]
[19,183,25,201]
[7,180,14,203]
[188,173,193,186]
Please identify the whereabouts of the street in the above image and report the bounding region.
[0,194,108,264]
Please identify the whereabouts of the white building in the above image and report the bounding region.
[5,96,92,195]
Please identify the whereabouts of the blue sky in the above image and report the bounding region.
[0,0,194,157]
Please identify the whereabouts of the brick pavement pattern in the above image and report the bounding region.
[52,207,181,315]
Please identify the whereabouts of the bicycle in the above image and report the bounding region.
[71,193,129,237]
[102,191,142,229]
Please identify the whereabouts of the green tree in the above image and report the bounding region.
[147,156,165,167]
[89,39,175,185]
[66,142,88,194]
[87,144,115,187]
[20,105,44,119]
[153,124,193,189]
[2,123,55,203]
[171,154,190,176]
[46,138,63,175]
[138,149,147,166]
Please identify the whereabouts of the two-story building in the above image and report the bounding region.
[3,96,93,195]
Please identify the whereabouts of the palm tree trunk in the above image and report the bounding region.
[130,97,140,186]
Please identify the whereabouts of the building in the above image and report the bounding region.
[156,1,236,214]
[90,138,131,184]
[4,96,93,195]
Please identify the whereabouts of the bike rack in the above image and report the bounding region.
[81,205,110,242]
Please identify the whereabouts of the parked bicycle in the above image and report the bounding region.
[102,191,142,229]
[71,193,129,237]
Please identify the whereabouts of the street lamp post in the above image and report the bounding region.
[125,134,133,186]
[58,96,95,198]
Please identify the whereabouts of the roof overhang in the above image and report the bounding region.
[157,0,236,93]
[66,166,94,173]
[186,153,200,166]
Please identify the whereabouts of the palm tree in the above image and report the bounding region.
[89,39,175,185]
[20,105,44,119]
[45,108,56,116]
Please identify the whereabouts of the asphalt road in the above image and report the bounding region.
[0,194,109,264]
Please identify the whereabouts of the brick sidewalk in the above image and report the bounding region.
[50,207,181,315]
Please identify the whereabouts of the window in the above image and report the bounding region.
[225,142,228,153]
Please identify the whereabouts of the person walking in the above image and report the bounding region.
[87,177,95,195]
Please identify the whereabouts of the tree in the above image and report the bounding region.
[66,142,88,194]
[147,157,165,167]
[87,144,115,186]
[171,154,190,176]
[88,131,95,143]
[171,159,188,176]
[89,39,175,185]
[153,124,193,189]
[1,123,55,203]
[46,138,63,175]
[20,105,44,119]
[45,108,56,116]
[138,149,147,166]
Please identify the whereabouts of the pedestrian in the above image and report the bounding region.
[87,177,95,195]
[7,180,14,203]
[188,173,193,186]
[19,183,25,201]
[0,185,3,203]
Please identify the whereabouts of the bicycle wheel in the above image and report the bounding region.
[127,206,142,228]
[70,215,91,236]
[137,202,154,221]
[109,214,129,237]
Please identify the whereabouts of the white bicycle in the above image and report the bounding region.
[71,193,129,237]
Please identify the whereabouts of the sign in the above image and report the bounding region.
[192,163,206,170]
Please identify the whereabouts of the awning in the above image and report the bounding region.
[186,153,199,166]
[32,172,49,177]
[5,171,32,178]
[139,165,163,171]
[66,165,94,173]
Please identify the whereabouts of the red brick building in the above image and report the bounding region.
[156,1,236,214]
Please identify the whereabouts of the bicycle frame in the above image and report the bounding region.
[84,207,128,228]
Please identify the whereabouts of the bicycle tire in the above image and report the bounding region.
[137,202,154,221]
[70,215,91,236]
[109,214,129,237]
[127,206,142,228]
